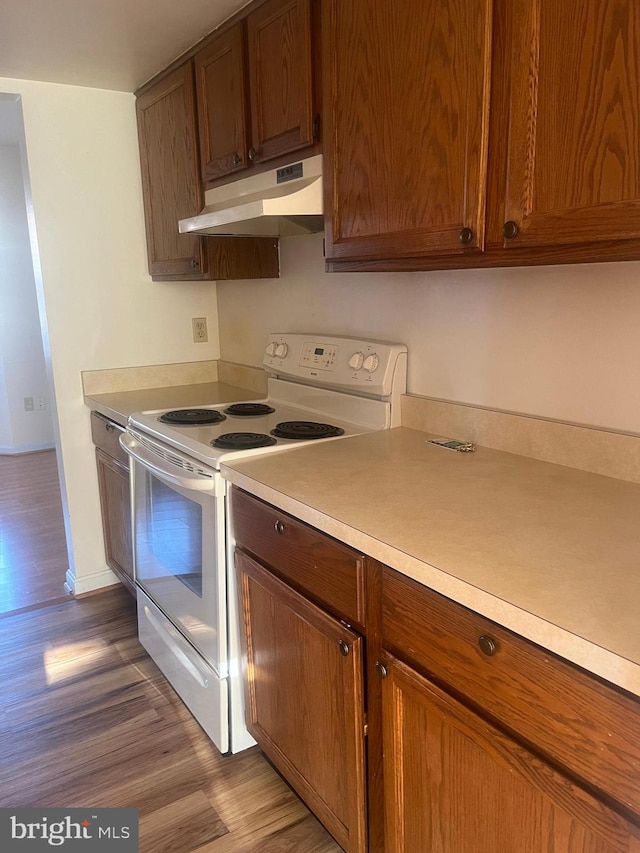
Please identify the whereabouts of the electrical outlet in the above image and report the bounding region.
[35,397,46,411]
[192,317,208,343]
[24,396,34,412]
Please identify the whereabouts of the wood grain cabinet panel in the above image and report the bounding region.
[195,23,249,182]
[90,411,128,467]
[499,0,640,251]
[136,63,206,279]
[236,549,367,853]
[322,0,493,263]
[247,0,315,164]
[231,492,640,849]
[324,0,640,271]
[380,653,640,853]
[91,412,134,596]
[382,566,640,818]
[231,488,365,628]
[136,60,279,280]
[95,447,134,596]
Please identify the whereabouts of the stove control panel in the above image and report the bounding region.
[263,333,407,398]
[300,341,338,370]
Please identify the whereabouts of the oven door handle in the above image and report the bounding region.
[119,432,217,492]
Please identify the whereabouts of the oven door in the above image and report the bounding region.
[123,433,228,676]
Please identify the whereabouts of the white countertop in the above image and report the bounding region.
[221,427,640,698]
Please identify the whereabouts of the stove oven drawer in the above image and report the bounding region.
[231,488,365,629]
[137,588,229,753]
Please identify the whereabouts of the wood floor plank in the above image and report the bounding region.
[0,449,69,614]
[140,790,229,853]
[0,588,343,852]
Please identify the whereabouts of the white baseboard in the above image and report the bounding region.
[0,441,55,455]
[65,566,120,597]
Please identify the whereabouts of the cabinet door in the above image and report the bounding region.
[136,63,207,278]
[247,0,315,164]
[195,23,249,181]
[380,653,640,853]
[501,0,640,250]
[323,0,493,263]
[236,549,367,853]
[95,448,134,595]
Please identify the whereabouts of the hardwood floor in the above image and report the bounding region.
[0,449,70,615]
[0,587,342,852]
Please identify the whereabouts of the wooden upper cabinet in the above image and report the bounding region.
[136,59,280,281]
[499,0,640,250]
[136,63,206,278]
[195,23,249,182]
[247,0,315,165]
[323,0,493,263]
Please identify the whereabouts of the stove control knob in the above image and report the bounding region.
[265,342,278,357]
[275,342,289,359]
[348,351,364,370]
[363,353,379,373]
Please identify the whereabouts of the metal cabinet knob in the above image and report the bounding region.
[232,152,242,167]
[274,520,285,535]
[478,635,497,656]
[248,147,256,162]
[459,227,473,245]
[502,221,519,239]
[191,258,199,269]
[375,661,388,678]
[338,639,350,656]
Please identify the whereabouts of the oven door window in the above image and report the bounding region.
[132,462,226,674]
[141,476,203,595]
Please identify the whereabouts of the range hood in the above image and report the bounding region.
[179,154,323,238]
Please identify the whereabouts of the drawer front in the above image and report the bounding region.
[91,411,128,467]
[382,567,640,816]
[231,488,365,628]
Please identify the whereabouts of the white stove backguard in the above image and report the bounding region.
[263,333,407,420]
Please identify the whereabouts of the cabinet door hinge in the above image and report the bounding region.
[363,713,368,737]
[313,113,321,141]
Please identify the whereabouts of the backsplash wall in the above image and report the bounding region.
[217,233,640,435]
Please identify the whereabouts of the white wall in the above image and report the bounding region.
[0,79,219,594]
[0,137,54,452]
[217,233,640,435]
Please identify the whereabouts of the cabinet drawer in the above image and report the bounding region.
[382,567,640,817]
[231,488,365,628]
[91,411,128,467]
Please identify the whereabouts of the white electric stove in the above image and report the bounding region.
[120,334,407,754]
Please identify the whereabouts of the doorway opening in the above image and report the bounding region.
[0,93,71,615]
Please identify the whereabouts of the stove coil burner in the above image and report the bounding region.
[211,433,278,450]
[271,421,345,440]
[223,403,276,417]
[159,409,227,425]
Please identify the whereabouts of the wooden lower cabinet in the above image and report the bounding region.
[94,448,134,595]
[379,653,640,853]
[91,412,134,596]
[236,549,367,853]
[231,490,640,852]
